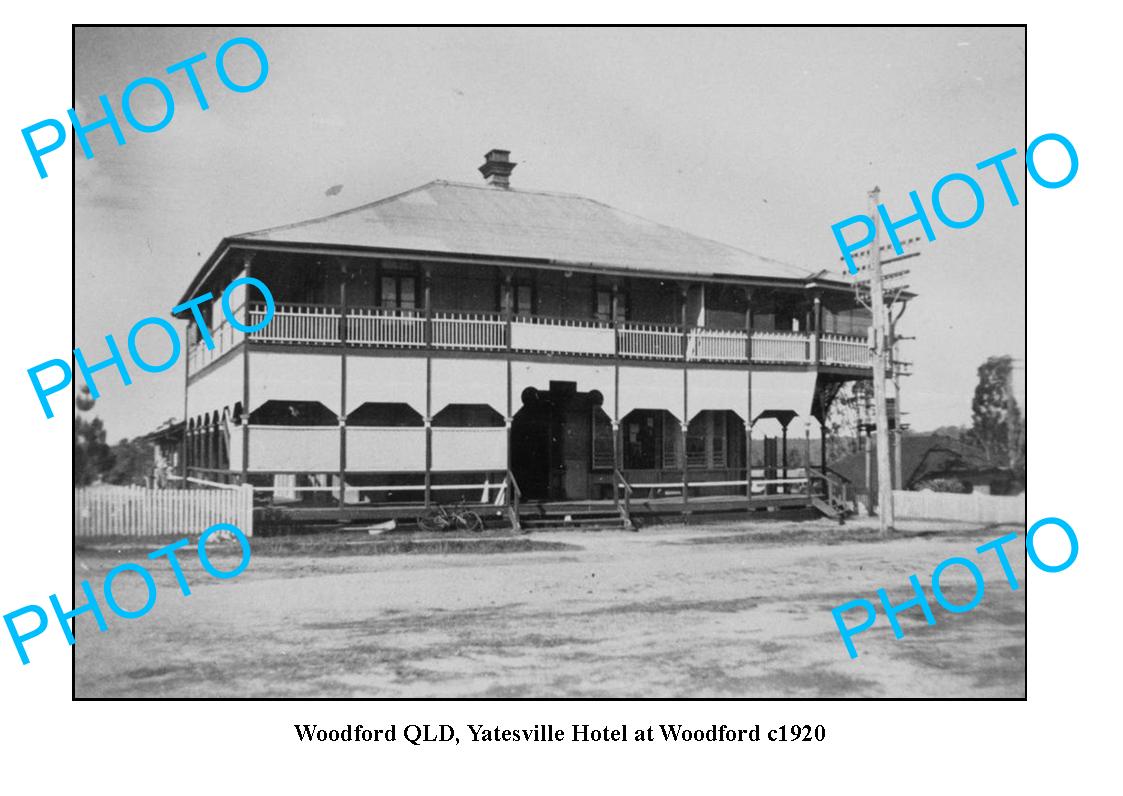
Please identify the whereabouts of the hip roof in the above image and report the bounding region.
[233,180,817,281]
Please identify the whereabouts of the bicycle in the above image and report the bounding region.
[415,501,484,533]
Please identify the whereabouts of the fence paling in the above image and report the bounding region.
[75,484,254,537]
[892,490,1025,524]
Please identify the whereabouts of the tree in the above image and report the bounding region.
[823,380,873,463]
[931,424,969,440]
[106,437,154,485]
[74,386,113,486]
[965,355,1024,475]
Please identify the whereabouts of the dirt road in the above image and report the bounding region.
[74,520,1025,698]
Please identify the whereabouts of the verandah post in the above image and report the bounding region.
[181,324,189,487]
[241,252,253,491]
[338,258,349,514]
[780,417,790,493]
[502,269,514,518]
[424,265,434,510]
[611,281,621,508]
[810,292,822,365]
[744,287,753,502]
[804,418,813,496]
[680,282,690,512]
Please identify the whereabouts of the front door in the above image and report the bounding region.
[510,382,594,501]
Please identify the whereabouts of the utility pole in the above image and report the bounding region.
[892,380,903,490]
[868,187,894,535]
[889,321,903,490]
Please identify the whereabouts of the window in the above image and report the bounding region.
[596,290,611,320]
[514,283,534,315]
[661,415,682,470]
[623,411,659,469]
[686,425,707,468]
[687,411,732,469]
[380,272,417,309]
[712,413,727,468]
[594,288,628,322]
[705,284,748,330]
[825,307,873,337]
[591,408,614,470]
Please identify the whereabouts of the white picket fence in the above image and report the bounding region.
[893,490,1025,524]
[75,483,255,538]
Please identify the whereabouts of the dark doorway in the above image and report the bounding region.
[510,381,601,501]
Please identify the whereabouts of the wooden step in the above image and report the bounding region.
[810,497,840,518]
[811,496,850,521]
[519,512,631,531]
[522,516,624,527]
[523,522,631,532]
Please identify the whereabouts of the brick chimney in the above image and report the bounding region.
[479,149,516,189]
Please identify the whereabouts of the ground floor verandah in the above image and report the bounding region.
[177,350,859,524]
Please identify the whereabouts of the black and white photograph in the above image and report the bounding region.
[70,25,1027,699]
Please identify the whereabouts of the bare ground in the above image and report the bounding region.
[73,519,1025,698]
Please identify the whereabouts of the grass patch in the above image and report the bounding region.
[76,532,581,558]
[676,523,1018,548]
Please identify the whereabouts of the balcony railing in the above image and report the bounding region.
[349,307,424,347]
[688,328,748,363]
[751,331,812,364]
[512,315,615,357]
[187,305,244,373]
[433,311,505,350]
[200,303,873,373]
[820,333,871,367]
[619,322,682,360]
[249,303,340,345]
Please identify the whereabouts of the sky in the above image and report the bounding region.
[74,26,1026,441]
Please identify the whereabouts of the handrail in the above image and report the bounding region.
[613,468,634,530]
[248,301,867,339]
[512,313,613,329]
[248,300,337,310]
[807,466,851,518]
[808,465,846,488]
[240,301,871,366]
[506,469,522,500]
[818,464,853,484]
[348,305,425,317]
[618,320,685,333]
[506,469,523,532]
[169,473,242,490]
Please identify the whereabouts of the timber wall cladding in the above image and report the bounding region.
[617,365,682,421]
[431,427,507,471]
[248,426,339,471]
[347,427,426,471]
[431,357,506,415]
[186,349,244,419]
[250,351,341,416]
[348,355,427,417]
